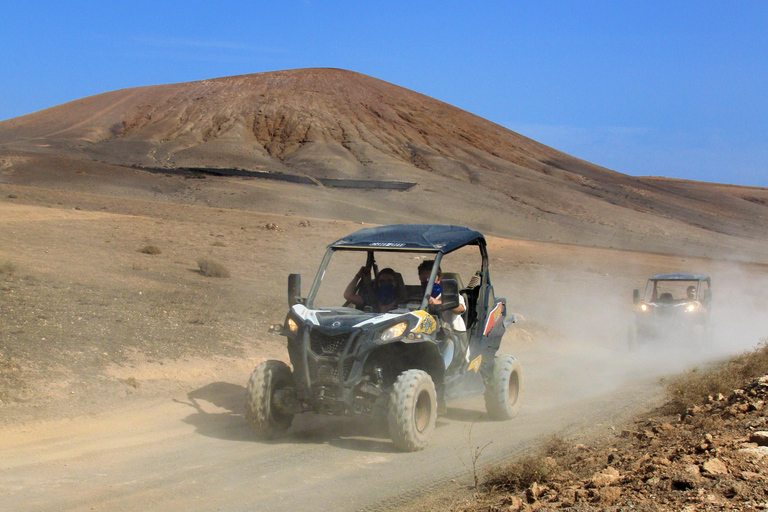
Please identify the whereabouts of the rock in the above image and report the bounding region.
[506,495,524,511]
[738,446,768,460]
[749,431,768,446]
[702,458,728,475]
[525,482,541,502]
[559,488,576,507]
[684,464,701,478]
[599,487,621,506]
[591,467,620,487]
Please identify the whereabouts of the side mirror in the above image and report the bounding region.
[288,274,302,307]
[439,279,460,311]
[703,290,712,301]
[633,289,640,304]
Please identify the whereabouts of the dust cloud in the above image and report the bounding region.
[495,258,768,412]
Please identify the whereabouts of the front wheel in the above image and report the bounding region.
[387,370,437,452]
[245,360,295,439]
[484,354,523,420]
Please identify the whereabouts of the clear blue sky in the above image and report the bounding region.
[1,1,766,186]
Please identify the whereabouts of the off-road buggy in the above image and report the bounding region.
[629,273,712,350]
[245,224,523,451]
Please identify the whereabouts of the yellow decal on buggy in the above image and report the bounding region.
[410,310,437,334]
[468,355,482,373]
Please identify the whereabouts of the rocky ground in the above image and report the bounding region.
[464,368,768,511]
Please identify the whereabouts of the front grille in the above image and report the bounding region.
[307,359,339,383]
[309,330,350,356]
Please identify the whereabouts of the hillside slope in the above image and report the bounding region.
[1,68,767,261]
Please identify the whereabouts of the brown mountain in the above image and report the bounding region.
[1,68,767,261]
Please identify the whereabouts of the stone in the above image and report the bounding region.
[591,467,620,487]
[506,495,524,511]
[738,446,768,460]
[749,431,768,446]
[526,482,541,502]
[702,458,728,475]
[599,486,622,506]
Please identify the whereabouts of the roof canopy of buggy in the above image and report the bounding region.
[329,224,484,254]
[650,273,710,281]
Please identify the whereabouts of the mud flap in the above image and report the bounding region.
[478,298,507,383]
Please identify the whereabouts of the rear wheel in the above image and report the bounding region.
[484,354,523,420]
[245,360,294,439]
[387,370,437,452]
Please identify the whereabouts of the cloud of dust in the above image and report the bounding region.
[496,260,768,410]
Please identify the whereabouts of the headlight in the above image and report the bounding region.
[380,321,408,341]
[286,318,299,333]
[685,303,698,313]
[640,303,648,312]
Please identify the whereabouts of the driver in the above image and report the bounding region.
[344,267,400,313]
[417,260,467,368]
[686,285,696,300]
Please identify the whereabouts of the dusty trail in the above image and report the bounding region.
[0,338,680,512]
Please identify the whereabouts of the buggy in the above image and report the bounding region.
[245,224,523,451]
[629,273,712,350]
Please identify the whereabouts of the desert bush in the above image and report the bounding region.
[485,454,555,492]
[138,245,162,255]
[197,258,230,278]
[666,338,768,413]
[484,435,569,492]
[0,261,15,275]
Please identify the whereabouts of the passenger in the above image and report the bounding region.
[417,260,467,367]
[344,266,400,313]
[686,285,697,300]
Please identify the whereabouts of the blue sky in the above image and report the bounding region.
[1,2,766,186]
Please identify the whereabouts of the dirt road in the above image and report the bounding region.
[2,189,767,511]
[3,337,713,512]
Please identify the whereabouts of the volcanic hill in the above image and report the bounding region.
[1,68,767,261]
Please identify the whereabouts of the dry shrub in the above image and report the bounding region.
[197,258,230,278]
[0,261,15,275]
[486,455,554,493]
[139,245,162,255]
[484,435,569,492]
[666,338,768,413]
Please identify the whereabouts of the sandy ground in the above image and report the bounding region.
[1,181,767,511]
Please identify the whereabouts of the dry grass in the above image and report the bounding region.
[483,435,571,493]
[0,261,15,275]
[138,245,162,255]
[665,338,768,414]
[196,257,230,278]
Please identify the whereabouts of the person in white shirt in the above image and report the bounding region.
[417,260,467,368]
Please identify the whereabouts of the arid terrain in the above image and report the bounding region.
[1,68,767,511]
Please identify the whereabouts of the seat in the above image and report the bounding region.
[441,272,465,290]
[442,272,471,327]
[659,292,673,303]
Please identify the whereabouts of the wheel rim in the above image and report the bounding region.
[507,372,519,407]
[414,390,432,433]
